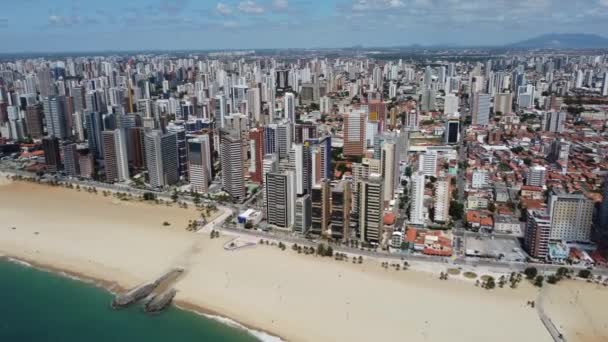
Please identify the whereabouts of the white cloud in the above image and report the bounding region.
[238,1,265,14]
[48,15,61,24]
[216,3,232,15]
[600,0,608,6]
[222,20,240,28]
[273,0,289,10]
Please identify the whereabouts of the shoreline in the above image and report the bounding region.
[1,180,605,341]
[0,255,286,342]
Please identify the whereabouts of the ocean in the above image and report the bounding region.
[0,260,261,342]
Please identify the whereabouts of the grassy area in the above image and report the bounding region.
[447,268,461,275]
[480,275,492,282]
[463,272,478,279]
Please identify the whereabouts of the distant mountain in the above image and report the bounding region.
[507,33,608,49]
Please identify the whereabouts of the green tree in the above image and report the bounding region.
[547,275,559,284]
[578,269,592,279]
[524,267,538,280]
[449,201,464,220]
[534,275,544,287]
[316,243,326,256]
[485,276,496,289]
[404,166,412,178]
[171,190,179,202]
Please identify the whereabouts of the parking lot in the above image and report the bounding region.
[464,234,527,262]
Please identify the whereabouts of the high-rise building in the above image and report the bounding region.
[310,180,331,236]
[85,112,104,159]
[284,92,295,122]
[525,210,551,259]
[418,151,437,177]
[42,137,61,172]
[62,143,80,177]
[246,87,261,123]
[548,191,594,242]
[249,128,264,184]
[343,109,365,157]
[294,195,312,234]
[471,92,490,126]
[493,92,513,114]
[215,94,227,128]
[102,129,129,183]
[24,105,44,139]
[434,177,451,223]
[265,171,296,229]
[602,72,608,97]
[443,94,459,115]
[420,89,436,112]
[291,143,312,196]
[541,111,566,133]
[144,130,179,188]
[330,180,352,241]
[445,115,460,144]
[381,142,398,204]
[78,149,94,179]
[526,165,546,187]
[220,129,246,202]
[409,172,426,226]
[310,136,332,184]
[127,127,146,170]
[320,96,332,114]
[597,176,608,238]
[263,124,277,155]
[188,135,212,193]
[167,124,188,180]
[43,95,68,139]
[359,173,384,243]
[276,121,292,160]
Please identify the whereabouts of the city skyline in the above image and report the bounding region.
[2,0,608,52]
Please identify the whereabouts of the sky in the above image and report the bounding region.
[0,0,607,52]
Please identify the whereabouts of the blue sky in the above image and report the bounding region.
[0,0,607,52]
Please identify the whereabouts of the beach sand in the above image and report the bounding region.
[543,280,608,342]
[0,181,601,341]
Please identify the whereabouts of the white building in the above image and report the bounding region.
[409,172,426,226]
[527,165,546,188]
[418,151,437,177]
[284,92,295,122]
[434,178,450,223]
[443,94,459,115]
[472,170,489,189]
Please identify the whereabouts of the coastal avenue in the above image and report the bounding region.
[2,166,607,278]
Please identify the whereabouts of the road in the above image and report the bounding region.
[3,165,608,278]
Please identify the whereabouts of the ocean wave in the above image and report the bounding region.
[6,257,33,268]
[176,305,285,342]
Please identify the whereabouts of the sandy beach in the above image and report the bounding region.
[0,179,605,342]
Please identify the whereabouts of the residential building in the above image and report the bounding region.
[220,129,246,202]
[265,171,296,229]
[434,178,450,223]
[144,130,179,188]
[525,210,551,259]
[343,109,366,157]
[410,172,426,226]
[188,135,212,193]
[310,180,331,236]
[330,180,352,241]
[548,191,594,242]
[359,173,384,243]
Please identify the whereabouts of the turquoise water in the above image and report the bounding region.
[0,260,259,342]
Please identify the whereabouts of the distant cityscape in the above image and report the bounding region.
[1,47,608,268]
